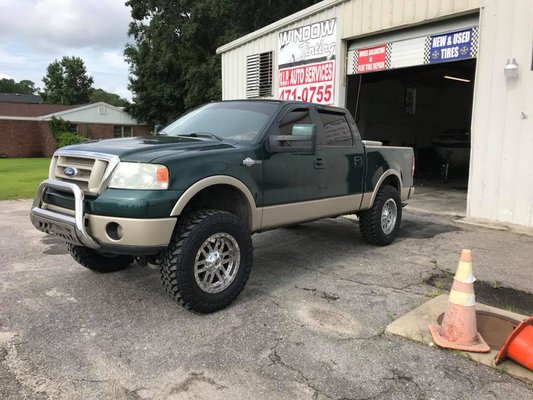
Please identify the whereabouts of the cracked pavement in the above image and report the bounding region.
[1,199,532,399]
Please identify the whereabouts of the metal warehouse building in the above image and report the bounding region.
[217,0,533,228]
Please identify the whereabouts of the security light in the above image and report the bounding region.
[504,58,519,79]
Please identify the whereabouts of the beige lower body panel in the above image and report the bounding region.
[260,194,363,231]
[87,214,176,247]
[360,192,373,210]
[401,186,415,202]
[359,186,415,211]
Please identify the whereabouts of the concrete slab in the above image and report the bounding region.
[385,294,533,384]
[407,183,467,217]
[457,217,533,236]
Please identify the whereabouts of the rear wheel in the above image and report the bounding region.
[160,209,253,313]
[67,244,133,273]
[359,185,402,246]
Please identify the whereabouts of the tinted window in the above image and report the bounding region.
[318,111,353,146]
[278,108,311,136]
[162,102,278,141]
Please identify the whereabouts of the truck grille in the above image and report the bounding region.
[51,152,118,195]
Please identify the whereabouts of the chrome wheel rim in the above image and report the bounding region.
[194,233,241,294]
[381,199,398,235]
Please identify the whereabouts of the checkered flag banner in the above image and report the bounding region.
[385,43,392,69]
[423,36,432,64]
[470,26,479,57]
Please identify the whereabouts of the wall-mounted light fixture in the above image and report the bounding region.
[504,58,519,79]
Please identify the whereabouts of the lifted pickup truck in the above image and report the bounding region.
[31,100,414,313]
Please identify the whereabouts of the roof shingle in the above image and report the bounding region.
[0,93,43,104]
[0,102,77,117]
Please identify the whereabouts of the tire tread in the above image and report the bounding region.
[67,244,133,273]
[160,209,252,313]
[359,185,401,246]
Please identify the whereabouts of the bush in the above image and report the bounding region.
[48,116,71,137]
[48,116,90,149]
[56,132,87,148]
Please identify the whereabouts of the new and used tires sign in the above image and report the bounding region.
[278,18,337,104]
[427,28,475,64]
[348,26,479,74]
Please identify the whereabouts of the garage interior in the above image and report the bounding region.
[346,59,476,215]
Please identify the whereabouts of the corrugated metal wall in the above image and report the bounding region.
[468,0,533,227]
[341,0,480,38]
[220,0,481,102]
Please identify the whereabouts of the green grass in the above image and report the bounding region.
[0,158,51,200]
[424,289,443,298]
[434,280,446,290]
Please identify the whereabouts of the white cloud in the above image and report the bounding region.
[0,0,133,100]
[0,0,131,50]
[0,48,29,65]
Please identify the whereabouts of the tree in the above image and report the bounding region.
[89,88,129,107]
[124,0,321,125]
[0,78,37,94]
[42,56,94,105]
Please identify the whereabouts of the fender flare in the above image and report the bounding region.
[170,176,261,231]
[364,169,402,209]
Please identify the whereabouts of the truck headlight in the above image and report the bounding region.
[109,162,169,190]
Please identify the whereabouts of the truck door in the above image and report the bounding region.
[314,108,365,198]
[262,105,322,206]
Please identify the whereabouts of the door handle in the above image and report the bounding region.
[354,155,363,167]
[314,157,325,169]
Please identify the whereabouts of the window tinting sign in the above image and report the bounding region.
[429,28,474,64]
[278,18,336,104]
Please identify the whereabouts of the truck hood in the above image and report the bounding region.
[60,136,237,163]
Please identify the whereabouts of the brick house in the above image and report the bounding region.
[0,101,151,157]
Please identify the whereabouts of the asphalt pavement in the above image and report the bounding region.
[1,199,532,399]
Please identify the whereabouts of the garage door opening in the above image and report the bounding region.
[346,58,476,215]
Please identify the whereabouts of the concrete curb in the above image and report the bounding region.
[385,295,533,384]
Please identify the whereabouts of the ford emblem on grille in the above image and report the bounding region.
[63,167,78,177]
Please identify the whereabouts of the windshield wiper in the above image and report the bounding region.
[177,132,223,141]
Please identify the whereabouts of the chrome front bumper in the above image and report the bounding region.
[30,179,100,249]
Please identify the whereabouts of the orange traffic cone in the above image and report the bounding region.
[429,249,490,353]
[495,316,533,371]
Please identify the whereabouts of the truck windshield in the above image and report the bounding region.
[161,102,278,142]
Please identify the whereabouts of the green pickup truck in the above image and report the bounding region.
[31,100,415,313]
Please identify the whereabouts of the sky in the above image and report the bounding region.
[0,0,134,100]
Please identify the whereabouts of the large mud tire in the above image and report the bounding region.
[359,186,402,246]
[67,244,133,272]
[160,210,253,313]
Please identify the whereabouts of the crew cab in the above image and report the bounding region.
[31,100,415,313]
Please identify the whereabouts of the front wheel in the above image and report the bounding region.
[359,185,402,246]
[67,244,134,272]
[160,210,253,313]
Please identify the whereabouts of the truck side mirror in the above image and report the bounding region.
[154,124,164,134]
[269,124,317,154]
